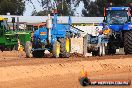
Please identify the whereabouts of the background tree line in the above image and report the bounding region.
[0,0,131,16]
[0,0,25,15]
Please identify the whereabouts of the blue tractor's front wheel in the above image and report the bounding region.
[32,50,44,58]
[25,41,33,58]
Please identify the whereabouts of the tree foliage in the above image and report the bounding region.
[31,10,51,16]
[57,1,73,16]
[26,0,132,16]
[106,0,132,6]
[0,0,25,15]
[82,0,104,17]
[82,0,132,17]
[30,0,74,16]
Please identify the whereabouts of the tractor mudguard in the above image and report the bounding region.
[123,23,132,30]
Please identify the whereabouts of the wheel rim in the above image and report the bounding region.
[56,42,60,57]
[66,38,70,52]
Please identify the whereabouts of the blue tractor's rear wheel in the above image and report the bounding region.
[124,30,132,54]
[58,38,71,58]
[52,41,60,58]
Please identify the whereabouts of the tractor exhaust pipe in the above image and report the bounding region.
[103,7,106,22]
[46,14,52,44]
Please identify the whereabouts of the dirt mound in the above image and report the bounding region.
[70,53,84,57]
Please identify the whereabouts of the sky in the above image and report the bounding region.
[24,0,41,16]
[23,0,94,16]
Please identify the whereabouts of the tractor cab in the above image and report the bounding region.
[0,17,8,35]
[0,17,9,30]
[104,7,132,32]
[106,7,130,25]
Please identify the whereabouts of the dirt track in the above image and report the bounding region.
[0,51,132,88]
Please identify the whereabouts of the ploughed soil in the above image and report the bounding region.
[0,51,132,88]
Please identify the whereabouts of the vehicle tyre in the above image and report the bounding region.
[106,35,116,55]
[32,50,44,58]
[106,42,116,55]
[52,41,60,58]
[124,30,132,54]
[79,77,91,86]
[25,41,33,58]
[58,38,71,58]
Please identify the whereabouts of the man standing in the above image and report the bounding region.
[98,23,110,56]
[98,29,105,56]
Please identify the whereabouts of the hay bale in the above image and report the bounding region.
[70,37,84,54]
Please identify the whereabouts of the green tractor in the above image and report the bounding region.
[0,16,31,51]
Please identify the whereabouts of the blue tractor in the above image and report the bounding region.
[103,6,132,54]
[25,14,74,58]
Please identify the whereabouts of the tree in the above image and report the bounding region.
[107,0,125,6]
[31,10,51,16]
[57,1,72,16]
[30,0,74,16]
[105,0,132,6]
[0,0,25,15]
[82,0,132,17]
[82,0,103,17]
